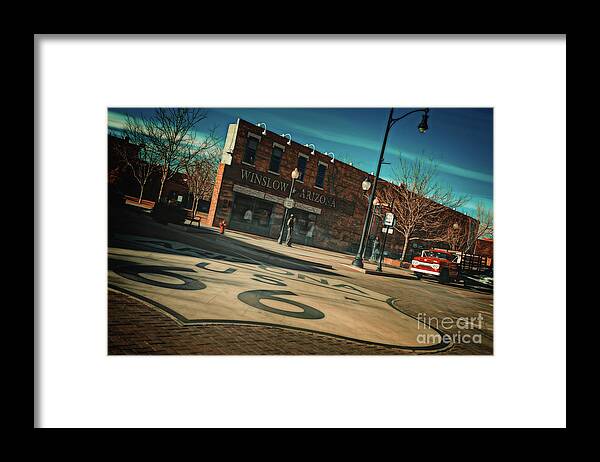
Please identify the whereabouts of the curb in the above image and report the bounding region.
[341,264,417,279]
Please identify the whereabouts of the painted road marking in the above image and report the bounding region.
[108,234,448,349]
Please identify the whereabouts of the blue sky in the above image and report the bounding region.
[108,107,493,217]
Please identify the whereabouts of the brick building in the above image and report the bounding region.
[474,238,493,266]
[207,118,478,260]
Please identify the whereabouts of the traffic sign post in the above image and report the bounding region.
[283,198,295,209]
[384,212,395,227]
[377,199,395,272]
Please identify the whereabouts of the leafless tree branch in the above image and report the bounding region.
[379,155,471,261]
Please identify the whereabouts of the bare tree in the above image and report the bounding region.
[132,108,216,203]
[108,129,128,186]
[462,202,493,252]
[438,214,473,252]
[380,156,470,262]
[112,117,161,203]
[182,142,221,218]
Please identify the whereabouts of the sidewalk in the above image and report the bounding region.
[216,226,415,279]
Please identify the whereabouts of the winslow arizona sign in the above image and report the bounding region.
[239,168,338,209]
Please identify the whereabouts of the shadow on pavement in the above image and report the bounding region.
[108,204,344,278]
[418,277,494,295]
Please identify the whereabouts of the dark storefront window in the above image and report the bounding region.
[288,210,317,245]
[297,155,308,182]
[243,136,259,165]
[315,163,327,189]
[269,146,284,174]
[230,193,273,236]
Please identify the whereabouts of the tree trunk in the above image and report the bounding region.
[157,174,166,203]
[138,184,144,204]
[400,235,410,264]
[193,196,199,218]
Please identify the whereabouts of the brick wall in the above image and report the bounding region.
[207,119,477,256]
[207,119,374,252]
[474,238,493,258]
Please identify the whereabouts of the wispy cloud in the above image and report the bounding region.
[456,193,494,218]
[107,109,224,149]
[385,148,493,184]
[107,110,128,130]
[242,113,493,185]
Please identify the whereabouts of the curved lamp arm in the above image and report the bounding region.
[304,143,316,154]
[389,108,430,129]
[256,122,267,135]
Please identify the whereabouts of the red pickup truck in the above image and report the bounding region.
[410,248,461,284]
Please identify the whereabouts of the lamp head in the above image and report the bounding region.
[362,178,372,191]
[291,168,300,180]
[417,109,429,133]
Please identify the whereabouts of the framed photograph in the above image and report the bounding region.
[35,35,566,429]
[107,107,494,355]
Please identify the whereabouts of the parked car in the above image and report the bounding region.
[411,248,494,289]
[463,269,494,290]
[410,248,461,284]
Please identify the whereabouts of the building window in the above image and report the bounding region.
[297,155,308,182]
[269,146,284,174]
[315,163,327,189]
[243,136,259,165]
[230,193,273,235]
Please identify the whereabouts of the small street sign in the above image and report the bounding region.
[384,212,395,226]
[382,227,393,234]
[283,198,295,209]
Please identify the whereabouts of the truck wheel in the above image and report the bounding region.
[414,273,422,280]
[439,269,449,284]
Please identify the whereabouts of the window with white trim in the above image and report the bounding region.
[269,145,284,173]
[243,135,259,165]
[297,154,308,182]
[315,162,327,189]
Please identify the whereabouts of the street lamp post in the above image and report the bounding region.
[362,196,380,260]
[452,222,460,250]
[354,177,372,256]
[351,107,430,268]
[277,168,300,244]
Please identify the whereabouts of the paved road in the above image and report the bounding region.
[108,204,493,355]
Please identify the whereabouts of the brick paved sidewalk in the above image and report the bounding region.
[108,290,439,355]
